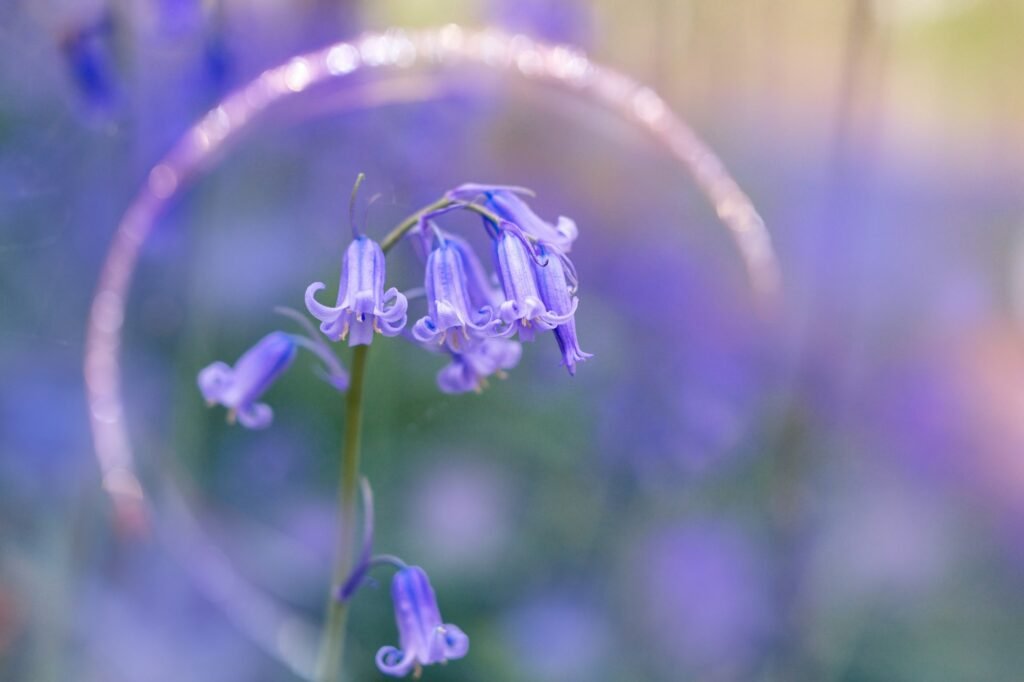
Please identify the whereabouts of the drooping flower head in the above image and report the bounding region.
[448,183,579,252]
[494,226,576,342]
[438,338,523,394]
[197,331,298,429]
[534,243,592,374]
[306,236,408,346]
[376,566,469,678]
[413,234,502,351]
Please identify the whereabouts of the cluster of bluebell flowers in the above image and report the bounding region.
[196,181,590,676]
[198,182,590,414]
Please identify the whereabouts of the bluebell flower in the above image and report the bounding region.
[534,243,592,374]
[305,236,408,346]
[197,331,297,429]
[408,222,500,312]
[413,238,502,351]
[59,13,119,114]
[376,566,469,678]
[494,228,576,342]
[448,184,579,252]
[438,338,522,394]
[198,325,348,428]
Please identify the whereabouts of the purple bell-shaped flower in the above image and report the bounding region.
[494,227,576,341]
[437,337,523,393]
[375,566,469,678]
[305,236,408,346]
[534,243,592,374]
[413,238,502,351]
[197,331,297,429]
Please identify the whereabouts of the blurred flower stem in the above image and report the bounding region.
[315,344,369,682]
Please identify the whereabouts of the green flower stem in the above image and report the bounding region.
[380,197,503,252]
[314,343,369,682]
[314,194,501,681]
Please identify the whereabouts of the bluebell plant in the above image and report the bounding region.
[197,176,590,680]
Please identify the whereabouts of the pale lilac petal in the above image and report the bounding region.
[230,332,296,402]
[436,338,522,393]
[348,317,375,346]
[555,215,579,245]
[377,288,409,327]
[441,624,469,659]
[235,401,273,429]
[375,646,417,678]
[437,361,478,394]
[554,319,593,375]
[535,243,590,373]
[413,317,445,345]
[306,282,353,342]
[446,183,534,200]
[197,361,232,403]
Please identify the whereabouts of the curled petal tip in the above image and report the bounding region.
[376,646,416,678]
[441,624,469,658]
[236,402,273,429]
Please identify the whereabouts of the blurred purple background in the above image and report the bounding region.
[3,1,1024,680]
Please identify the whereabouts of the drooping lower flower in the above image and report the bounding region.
[438,338,522,393]
[448,183,579,252]
[534,243,592,374]
[413,238,502,351]
[197,331,297,429]
[376,566,469,678]
[306,236,408,346]
[198,324,348,428]
[494,227,576,341]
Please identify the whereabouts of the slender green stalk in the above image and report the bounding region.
[314,344,369,682]
[314,193,502,681]
[380,197,503,252]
